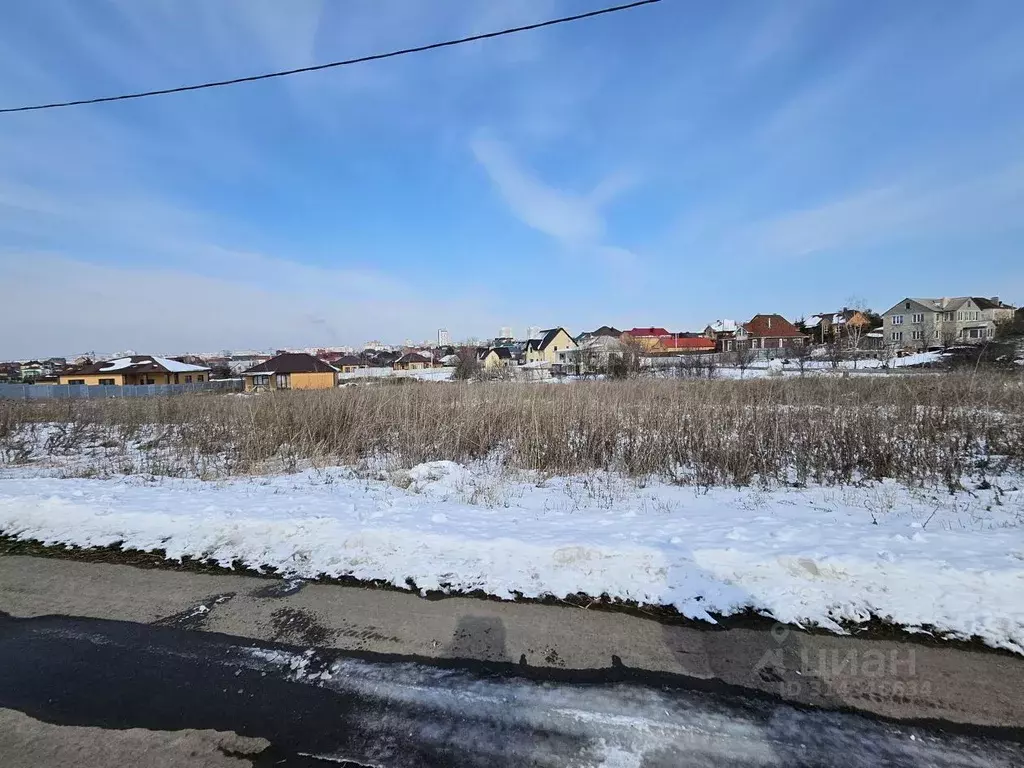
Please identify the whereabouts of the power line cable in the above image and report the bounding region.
[0,0,661,114]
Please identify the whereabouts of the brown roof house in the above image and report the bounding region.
[241,353,337,392]
[743,314,807,350]
[59,355,210,386]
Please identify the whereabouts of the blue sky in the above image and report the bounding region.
[1,0,1022,357]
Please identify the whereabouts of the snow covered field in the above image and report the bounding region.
[2,456,1022,653]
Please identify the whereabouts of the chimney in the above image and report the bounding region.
[992,296,1000,305]
[767,316,772,329]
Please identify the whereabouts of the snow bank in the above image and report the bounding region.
[1,464,1022,652]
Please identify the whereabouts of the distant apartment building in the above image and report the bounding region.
[881,297,1016,348]
[437,329,451,347]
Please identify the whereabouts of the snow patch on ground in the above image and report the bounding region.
[2,461,1023,652]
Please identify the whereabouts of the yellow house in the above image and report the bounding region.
[523,328,576,365]
[480,347,515,369]
[59,355,210,386]
[241,353,338,392]
[393,352,434,370]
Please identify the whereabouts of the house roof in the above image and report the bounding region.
[743,314,804,338]
[334,355,364,367]
[68,355,210,376]
[625,327,669,337]
[484,347,513,360]
[973,297,1016,310]
[526,328,571,352]
[655,335,712,350]
[242,353,337,375]
[658,336,716,350]
[396,352,432,364]
[706,319,740,334]
[578,325,622,340]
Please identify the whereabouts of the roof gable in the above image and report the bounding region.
[537,327,572,350]
[743,314,803,338]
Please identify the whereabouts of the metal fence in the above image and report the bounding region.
[0,379,243,400]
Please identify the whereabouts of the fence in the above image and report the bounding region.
[0,379,243,400]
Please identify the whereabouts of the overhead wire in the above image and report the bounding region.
[0,0,662,114]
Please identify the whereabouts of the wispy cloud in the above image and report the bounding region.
[470,134,638,269]
[745,164,1024,257]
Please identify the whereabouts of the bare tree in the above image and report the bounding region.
[566,343,603,377]
[824,340,845,369]
[785,341,812,377]
[609,335,644,379]
[453,346,482,381]
[732,345,756,378]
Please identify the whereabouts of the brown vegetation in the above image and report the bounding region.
[2,374,1023,489]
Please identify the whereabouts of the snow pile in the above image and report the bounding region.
[1,465,1023,652]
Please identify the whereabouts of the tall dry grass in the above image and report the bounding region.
[2,375,1023,488]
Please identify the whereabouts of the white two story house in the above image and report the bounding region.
[881,297,1016,349]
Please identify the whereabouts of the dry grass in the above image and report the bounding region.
[2,374,1023,488]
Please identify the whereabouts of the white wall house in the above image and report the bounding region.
[881,297,1016,349]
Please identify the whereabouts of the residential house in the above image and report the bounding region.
[804,309,873,344]
[703,320,748,352]
[59,355,210,386]
[19,361,44,381]
[333,355,367,374]
[622,327,670,352]
[743,314,807,350]
[572,326,623,366]
[0,363,20,383]
[523,328,577,366]
[241,353,337,391]
[479,347,515,369]
[576,326,622,343]
[393,352,434,371]
[881,297,1017,349]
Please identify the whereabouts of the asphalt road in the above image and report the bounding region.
[2,612,1023,767]
[2,556,1023,766]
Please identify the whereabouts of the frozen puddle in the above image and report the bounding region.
[241,647,1023,767]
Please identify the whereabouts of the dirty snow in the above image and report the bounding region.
[1,459,1023,653]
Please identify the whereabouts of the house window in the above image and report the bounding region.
[253,375,269,387]
[905,302,911,310]
[944,312,954,321]
[68,379,85,385]
[185,375,192,383]
[891,315,903,325]
[911,330,923,340]
[911,313,924,323]
[197,374,204,382]
[276,373,290,389]
[98,378,115,386]
[891,331,903,341]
